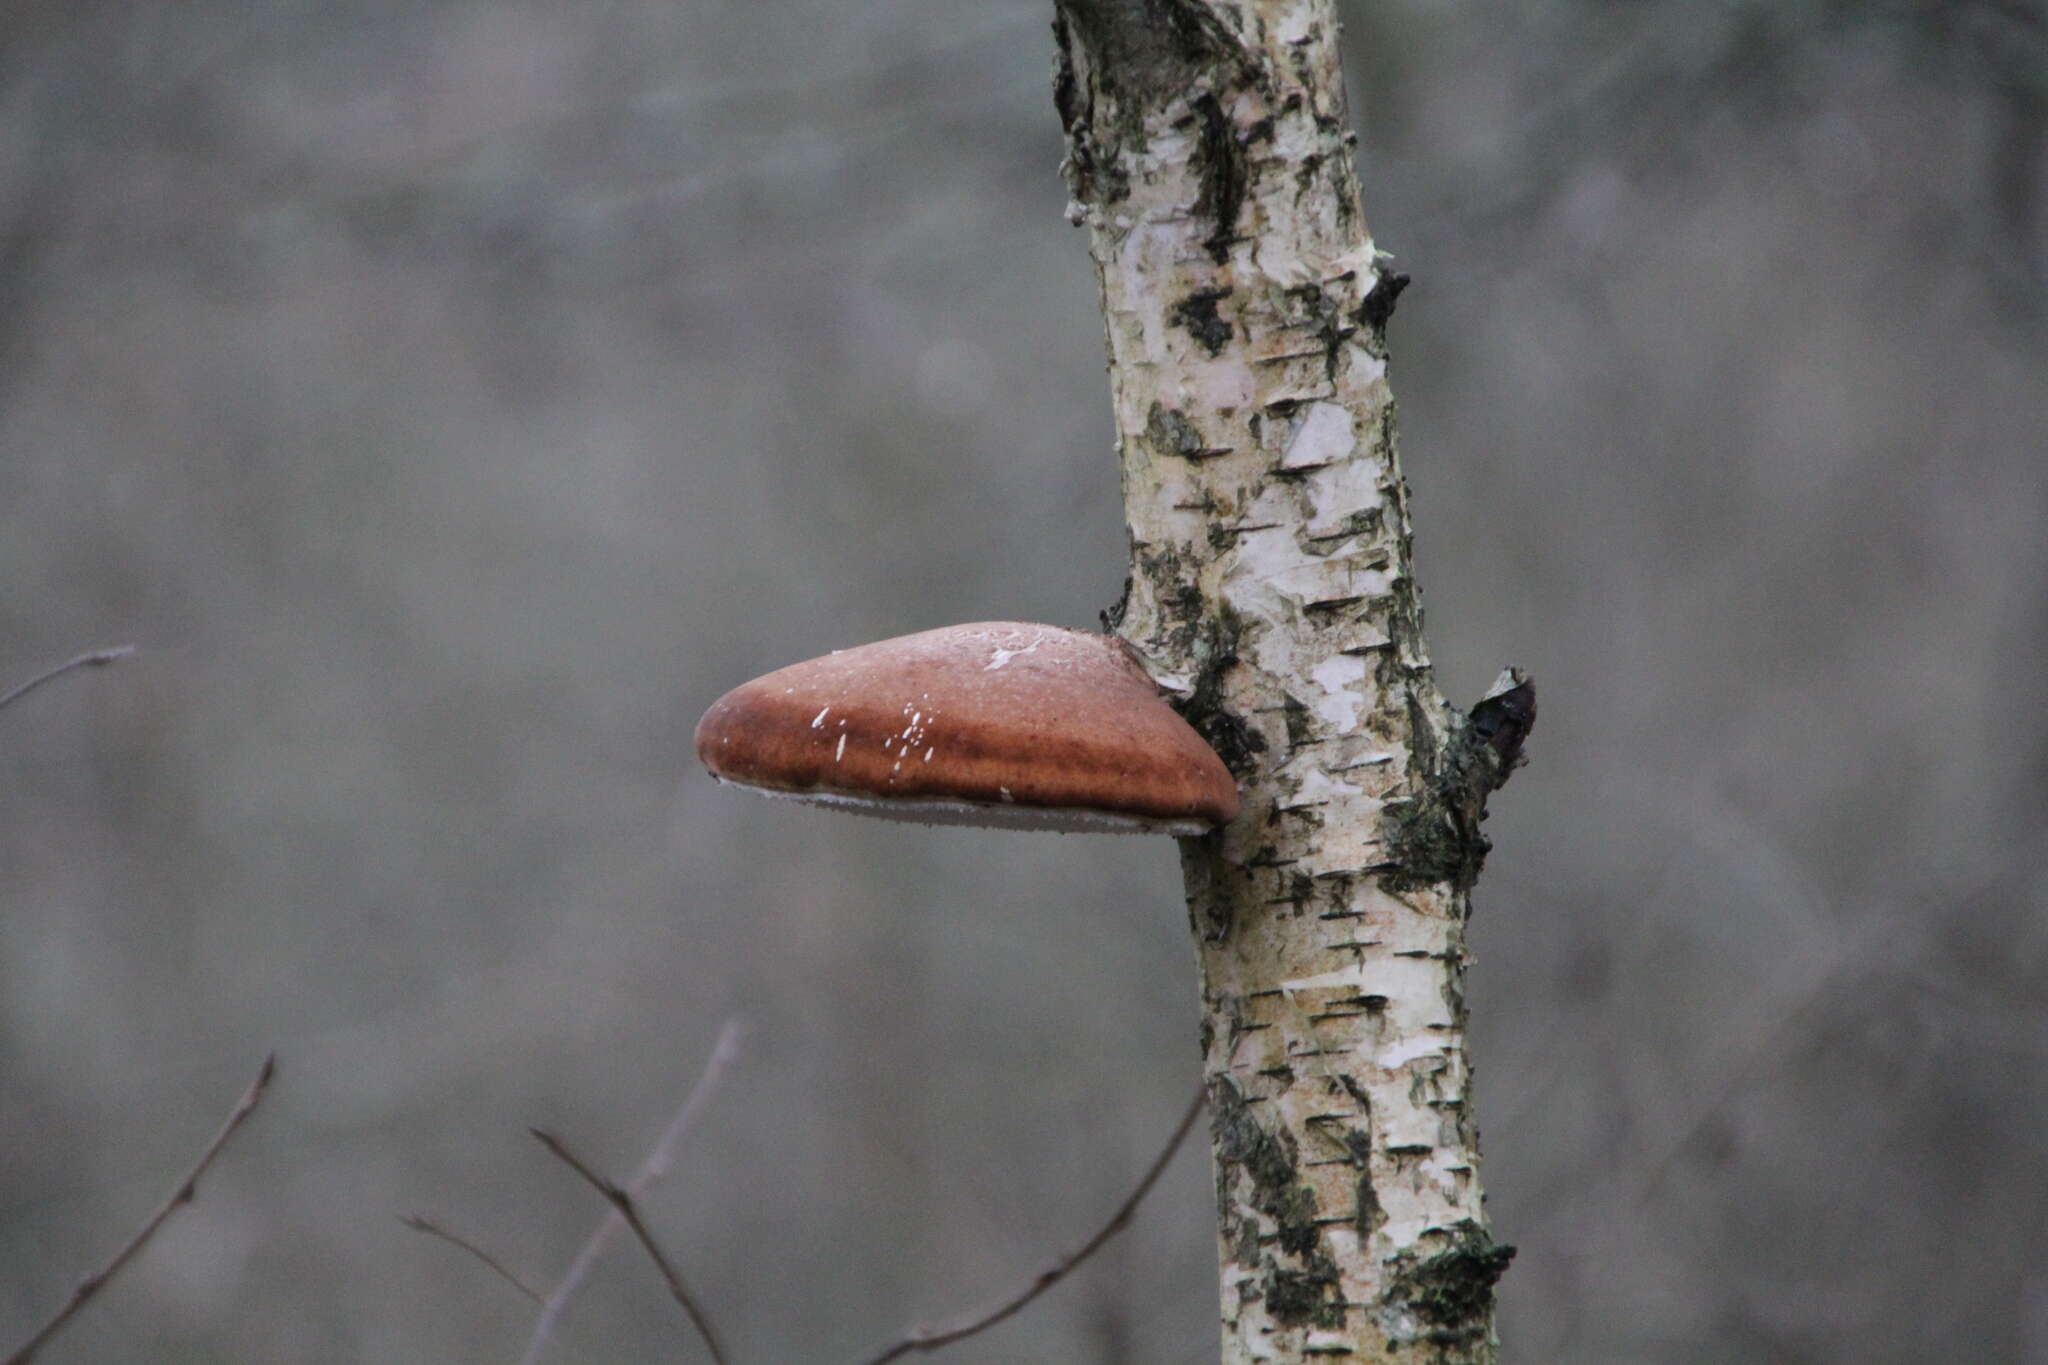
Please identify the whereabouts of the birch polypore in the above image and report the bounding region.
[695,622,1240,834]
[1054,3,1527,1360]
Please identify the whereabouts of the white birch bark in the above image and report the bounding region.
[1053,3,1531,1360]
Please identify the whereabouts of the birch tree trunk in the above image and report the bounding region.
[1053,3,1532,1360]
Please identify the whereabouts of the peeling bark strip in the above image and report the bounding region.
[1054,3,1526,1360]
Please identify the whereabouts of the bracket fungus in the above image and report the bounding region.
[695,622,1239,835]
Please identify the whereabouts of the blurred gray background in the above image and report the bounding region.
[2,2,2043,1361]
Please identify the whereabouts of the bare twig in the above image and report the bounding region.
[398,1214,545,1304]
[2,1053,276,1365]
[530,1129,730,1365]
[0,646,136,718]
[521,1018,742,1365]
[859,1086,1206,1365]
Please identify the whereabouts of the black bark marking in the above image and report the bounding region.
[1173,603,1265,774]
[1468,674,1536,772]
[1056,0,1249,99]
[1099,571,1133,632]
[1171,287,1235,355]
[1287,281,1357,382]
[1193,92,1245,264]
[1357,263,1410,336]
[1051,13,1084,134]
[1052,0,1253,212]
[1280,695,1315,747]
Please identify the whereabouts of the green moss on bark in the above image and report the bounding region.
[1385,1229,1517,1348]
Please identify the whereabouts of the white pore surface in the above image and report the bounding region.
[714,778,1212,836]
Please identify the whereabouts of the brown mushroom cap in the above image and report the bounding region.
[694,622,1239,834]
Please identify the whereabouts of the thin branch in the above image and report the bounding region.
[0,646,135,718]
[2,1053,276,1365]
[859,1086,1206,1365]
[398,1214,545,1304]
[530,1129,730,1365]
[521,1018,743,1365]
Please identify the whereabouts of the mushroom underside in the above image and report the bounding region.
[709,775,1215,836]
